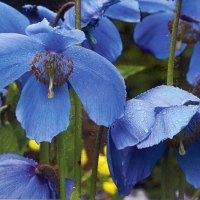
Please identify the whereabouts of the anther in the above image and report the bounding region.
[176,40,182,50]
[89,33,97,44]
[179,141,186,156]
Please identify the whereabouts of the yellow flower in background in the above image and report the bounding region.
[28,140,40,151]
[81,148,88,166]
[103,178,117,195]
[98,154,110,176]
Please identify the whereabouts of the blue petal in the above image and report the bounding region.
[181,0,200,22]
[82,17,122,62]
[175,139,200,188]
[137,105,199,148]
[134,12,187,59]
[110,99,155,149]
[136,85,200,107]
[17,72,32,90]
[105,0,140,22]
[20,176,52,199]
[16,76,71,143]
[0,154,56,199]
[107,133,166,196]
[0,154,36,199]
[0,2,29,34]
[66,179,74,199]
[26,19,85,53]
[138,0,175,13]
[0,33,44,91]
[67,46,126,126]
[187,42,200,85]
[23,4,62,25]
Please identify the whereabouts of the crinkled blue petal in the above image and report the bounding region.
[0,33,44,91]
[137,0,175,13]
[187,42,200,85]
[20,176,51,199]
[136,85,200,107]
[82,17,122,62]
[0,154,36,199]
[181,0,200,22]
[26,19,85,52]
[110,99,155,149]
[23,4,62,25]
[64,0,119,29]
[107,133,166,196]
[67,46,126,126]
[0,154,56,199]
[137,105,199,148]
[105,0,140,22]
[175,139,200,188]
[134,12,187,59]
[0,2,29,34]
[16,76,70,143]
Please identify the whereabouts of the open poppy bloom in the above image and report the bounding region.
[107,85,200,195]
[0,19,126,142]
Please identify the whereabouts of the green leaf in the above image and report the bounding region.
[0,124,18,153]
[117,65,146,79]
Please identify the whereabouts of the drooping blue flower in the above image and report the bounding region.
[22,4,62,25]
[0,153,74,199]
[64,0,140,62]
[0,19,126,143]
[134,0,200,84]
[107,85,200,196]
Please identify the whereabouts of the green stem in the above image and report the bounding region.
[178,169,185,200]
[167,0,182,85]
[40,142,49,164]
[75,0,81,30]
[73,90,82,197]
[57,132,67,200]
[161,148,176,200]
[90,126,104,200]
[73,0,82,198]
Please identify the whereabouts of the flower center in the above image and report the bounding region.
[168,19,200,47]
[31,51,73,98]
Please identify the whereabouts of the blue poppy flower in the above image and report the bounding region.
[0,153,74,199]
[64,0,140,62]
[22,4,63,25]
[134,0,200,84]
[107,85,200,195]
[0,19,126,142]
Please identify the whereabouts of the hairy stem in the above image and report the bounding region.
[90,126,104,200]
[40,142,49,164]
[167,0,182,85]
[57,132,67,199]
